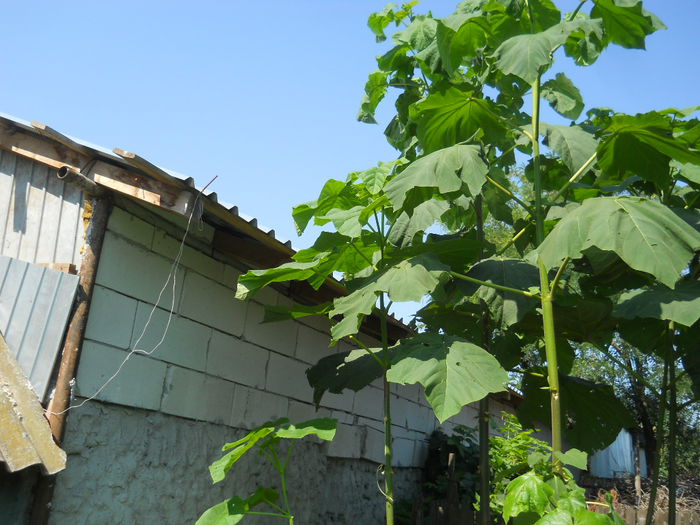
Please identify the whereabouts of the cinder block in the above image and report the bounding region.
[318,389,355,413]
[412,438,430,467]
[205,330,267,388]
[96,232,184,307]
[295,325,333,364]
[358,416,384,433]
[152,230,225,284]
[179,271,247,336]
[107,207,154,248]
[352,386,383,422]
[391,394,412,428]
[297,314,332,333]
[230,386,289,429]
[393,437,415,467]
[265,353,313,403]
[287,400,331,425]
[362,426,385,464]
[84,286,137,349]
[75,341,165,411]
[331,410,354,425]
[244,302,297,354]
[406,404,437,435]
[131,302,210,371]
[160,366,235,424]
[221,264,241,290]
[326,423,363,459]
[397,383,422,403]
[450,403,479,428]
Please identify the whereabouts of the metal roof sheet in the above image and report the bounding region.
[0,332,66,474]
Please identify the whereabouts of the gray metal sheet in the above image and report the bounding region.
[0,149,84,268]
[0,254,79,399]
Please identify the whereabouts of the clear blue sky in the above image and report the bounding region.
[2,0,698,249]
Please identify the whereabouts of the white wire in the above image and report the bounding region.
[48,190,205,415]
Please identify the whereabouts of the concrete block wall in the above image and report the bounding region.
[75,204,442,470]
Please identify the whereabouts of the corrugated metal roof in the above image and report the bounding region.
[0,147,84,268]
[0,332,66,474]
[0,254,79,399]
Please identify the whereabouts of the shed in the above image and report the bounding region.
[0,114,519,524]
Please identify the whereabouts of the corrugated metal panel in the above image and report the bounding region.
[0,254,79,399]
[0,332,66,474]
[590,429,648,478]
[0,148,84,268]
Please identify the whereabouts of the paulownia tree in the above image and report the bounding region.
[235,1,700,524]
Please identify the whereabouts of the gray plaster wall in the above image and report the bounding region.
[50,402,422,525]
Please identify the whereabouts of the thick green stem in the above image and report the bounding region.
[668,324,677,525]
[645,357,669,525]
[379,294,395,525]
[450,271,540,299]
[530,72,563,458]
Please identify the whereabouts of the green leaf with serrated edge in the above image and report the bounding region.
[385,144,488,209]
[674,161,700,186]
[564,13,605,66]
[330,254,448,340]
[388,200,451,247]
[262,302,332,323]
[306,349,386,406]
[394,15,437,51]
[503,471,554,521]
[534,508,574,525]
[458,258,540,329]
[276,418,337,441]
[387,333,508,422]
[358,71,389,124]
[613,281,700,327]
[519,375,635,452]
[591,0,664,50]
[410,85,507,153]
[541,124,597,175]
[321,206,364,238]
[554,449,587,470]
[391,235,484,270]
[573,508,615,525]
[535,197,700,288]
[294,231,379,276]
[435,14,491,73]
[195,497,247,525]
[292,179,363,234]
[357,160,394,194]
[247,486,279,508]
[541,73,584,120]
[236,261,320,300]
[368,3,398,42]
[494,21,598,84]
[556,485,587,515]
[210,423,282,483]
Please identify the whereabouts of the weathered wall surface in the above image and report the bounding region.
[51,402,422,525]
[50,202,437,524]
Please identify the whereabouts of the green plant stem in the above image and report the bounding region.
[379,294,395,525]
[550,257,570,294]
[548,153,598,202]
[450,271,541,299]
[531,72,563,459]
[668,323,677,525]
[487,175,533,213]
[645,357,669,525]
[476,195,490,525]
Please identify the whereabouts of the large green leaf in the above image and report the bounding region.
[385,144,488,210]
[236,261,322,301]
[613,281,700,327]
[387,334,508,422]
[394,15,437,51]
[458,258,540,329]
[292,179,363,234]
[358,71,389,124]
[503,471,554,521]
[494,21,600,84]
[330,254,449,340]
[519,375,635,452]
[196,498,247,525]
[541,73,584,120]
[597,112,700,186]
[388,200,451,247]
[541,124,597,175]
[435,13,491,73]
[306,348,386,406]
[210,422,280,483]
[276,418,337,441]
[591,0,664,49]
[534,508,574,525]
[536,197,700,288]
[410,85,507,153]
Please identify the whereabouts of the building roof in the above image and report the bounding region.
[0,332,66,474]
[0,113,410,342]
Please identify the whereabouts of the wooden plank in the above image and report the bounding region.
[30,121,91,155]
[113,148,176,184]
[93,173,160,206]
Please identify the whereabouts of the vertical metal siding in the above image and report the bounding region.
[0,149,84,268]
[0,254,79,399]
